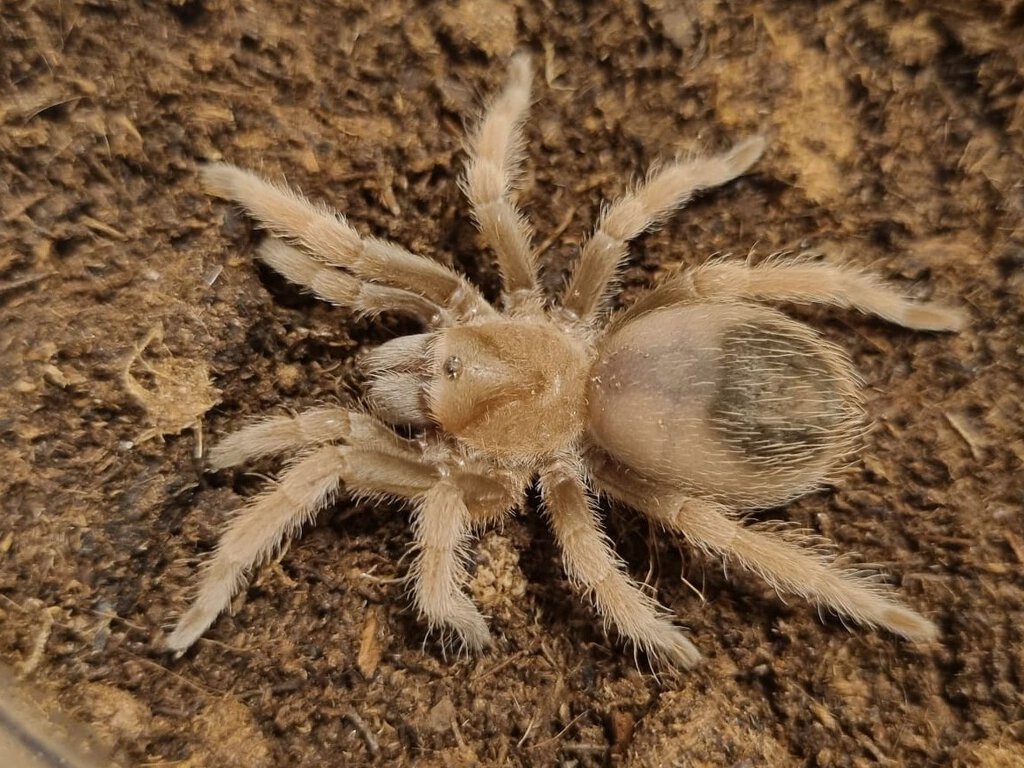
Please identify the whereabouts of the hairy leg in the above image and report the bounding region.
[650,495,938,642]
[208,407,417,470]
[167,446,343,652]
[539,458,701,668]
[202,163,494,319]
[409,481,490,651]
[166,445,438,653]
[616,255,965,331]
[462,53,537,299]
[563,137,765,319]
[257,239,443,323]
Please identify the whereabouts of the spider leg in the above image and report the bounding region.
[409,481,491,651]
[539,459,701,668]
[588,452,938,641]
[202,163,494,321]
[462,53,538,300]
[208,407,416,470]
[409,461,529,649]
[166,444,438,653]
[563,136,765,320]
[637,489,938,643]
[257,239,443,323]
[616,255,965,331]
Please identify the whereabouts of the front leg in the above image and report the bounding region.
[167,444,440,654]
[207,407,416,470]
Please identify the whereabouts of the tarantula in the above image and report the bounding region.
[166,55,963,667]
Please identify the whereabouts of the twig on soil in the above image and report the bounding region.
[526,709,590,751]
[192,636,258,655]
[342,709,380,757]
[562,743,609,756]
[17,606,55,676]
[943,411,986,460]
[516,711,538,748]
[125,652,220,697]
[1003,530,1024,565]
[532,205,577,259]
[471,649,529,683]
[81,214,126,240]
[0,271,52,294]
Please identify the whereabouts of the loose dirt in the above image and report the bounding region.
[2,1,1022,765]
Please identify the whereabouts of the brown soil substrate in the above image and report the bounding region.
[2,1,1022,766]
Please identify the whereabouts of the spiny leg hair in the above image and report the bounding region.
[168,443,441,653]
[167,445,343,653]
[201,163,493,320]
[462,53,537,298]
[617,254,966,332]
[257,239,443,323]
[563,136,766,319]
[539,458,701,668]
[409,481,491,651]
[208,407,418,470]
[656,496,937,641]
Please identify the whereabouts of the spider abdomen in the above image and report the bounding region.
[587,303,864,507]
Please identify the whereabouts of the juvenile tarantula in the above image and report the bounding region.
[167,56,963,666]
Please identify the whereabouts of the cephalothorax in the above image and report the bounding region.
[167,56,963,667]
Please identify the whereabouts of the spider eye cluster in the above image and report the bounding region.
[443,355,463,380]
[426,321,590,460]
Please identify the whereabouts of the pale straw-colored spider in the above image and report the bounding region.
[166,55,964,667]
